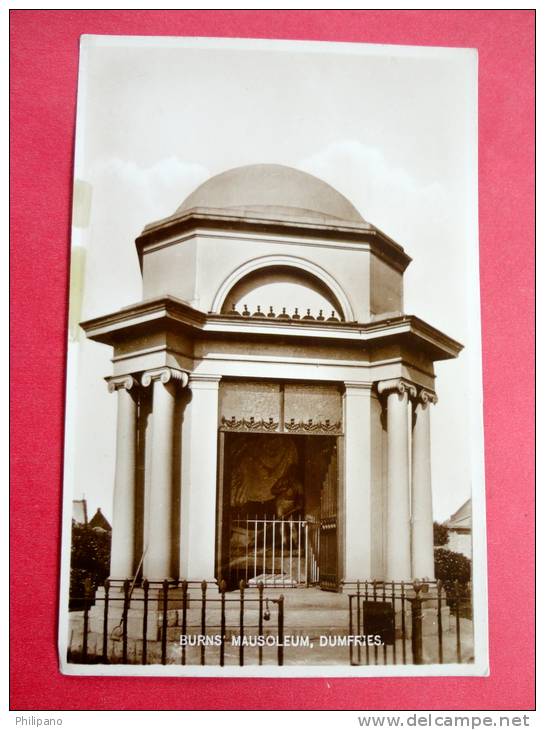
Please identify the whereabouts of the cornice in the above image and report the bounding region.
[80,296,463,363]
[134,208,412,274]
[80,296,206,342]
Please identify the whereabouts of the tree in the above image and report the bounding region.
[69,522,111,610]
[433,521,449,546]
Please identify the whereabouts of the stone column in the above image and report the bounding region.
[377,378,416,581]
[141,367,188,581]
[179,374,221,582]
[411,389,437,580]
[107,375,138,580]
[343,382,373,581]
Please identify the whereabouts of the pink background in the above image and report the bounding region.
[10,10,535,711]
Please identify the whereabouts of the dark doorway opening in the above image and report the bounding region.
[217,432,339,591]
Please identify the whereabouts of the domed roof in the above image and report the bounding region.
[175,164,364,224]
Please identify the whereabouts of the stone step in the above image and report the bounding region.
[169,606,349,626]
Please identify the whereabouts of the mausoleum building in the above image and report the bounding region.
[82,164,462,592]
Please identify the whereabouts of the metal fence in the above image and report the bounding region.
[68,579,285,667]
[230,517,320,587]
[68,576,472,667]
[346,579,472,666]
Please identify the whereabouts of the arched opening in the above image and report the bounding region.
[220,265,345,321]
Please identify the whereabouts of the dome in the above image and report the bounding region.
[175,164,364,224]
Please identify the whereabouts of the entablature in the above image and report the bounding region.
[135,208,412,274]
[81,295,463,365]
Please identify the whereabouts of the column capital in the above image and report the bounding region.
[416,387,438,406]
[377,378,417,399]
[141,367,189,388]
[106,374,137,393]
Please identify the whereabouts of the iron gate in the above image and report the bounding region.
[230,517,320,587]
[319,443,338,590]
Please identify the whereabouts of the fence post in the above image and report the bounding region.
[82,577,92,662]
[391,580,397,665]
[382,581,388,663]
[400,581,407,664]
[454,581,462,663]
[258,580,264,666]
[305,522,309,586]
[356,580,362,665]
[348,594,354,665]
[102,578,110,662]
[161,579,169,665]
[220,580,226,667]
[181,580,188,666]
[277,594,284,666]
[200,580,207,666]
[239,580,245,667]
[372,580,378,664]
[364,581,370,665]
[122,579,130,664]
[142,579,149,666]
[411,582,423,665]
[437,579,443,664]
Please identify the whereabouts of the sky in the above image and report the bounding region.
[67,36,480,524]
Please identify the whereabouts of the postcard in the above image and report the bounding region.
[58,34,487,677]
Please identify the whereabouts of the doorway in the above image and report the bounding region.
[217,432,339,590]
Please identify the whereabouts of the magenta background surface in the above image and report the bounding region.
[10,10,535,711]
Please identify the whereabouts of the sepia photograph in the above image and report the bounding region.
[58,34,487,676]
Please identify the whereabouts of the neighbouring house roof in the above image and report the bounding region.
[446,498,471,532]
[72,499,88,525]
[88,507,112,532]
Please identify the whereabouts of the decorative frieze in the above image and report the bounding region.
[284,418,342,435]
[219,415,343,435]
[220,416,279,432]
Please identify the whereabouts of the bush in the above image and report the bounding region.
[434,547,472,617]
[434,547,471,587]
[69,523,111,610]
[433,521,449,546]
[433,547,471,618]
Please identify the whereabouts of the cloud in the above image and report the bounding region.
[298,140,448,251]
[73,157,211,513]
[89,156,210,230]
[299,140,463,336]
[79,157,210,319]
[299,141,470,521]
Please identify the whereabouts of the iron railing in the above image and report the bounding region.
[68,579,285,667]
[68,577,473,667]
[230,517,320,587]
[346,579,472,666]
